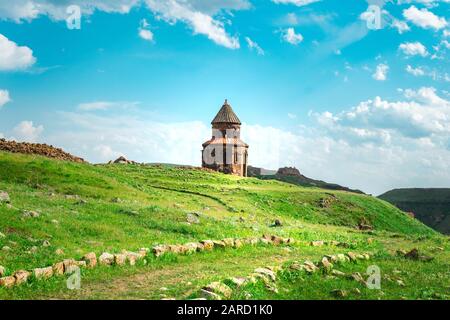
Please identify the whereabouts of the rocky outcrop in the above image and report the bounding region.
[0,191,10,204]
[248,165,364,194]
[0,139,85,163]
[109,156,138,165]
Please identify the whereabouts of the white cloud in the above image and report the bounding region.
[281,27,303,45]
[0,0,139,22]
[138,19,154,42]
[145,0,240,49]
[139,28,154,41]
[245,37,264,55]
[444,30,450,37]
[272,0,321,6]
[288,113,297,119]
[0,34,36,71]
[373,63,389,81]
[0,89,11,108]
[314,87,450,140]
[403,5,447,30]
[391,19,410,34]
[399,41,429,56]
[406,65,425,76]
[12,121,44,142]
[77,101,140,111]
[0,1,245,49]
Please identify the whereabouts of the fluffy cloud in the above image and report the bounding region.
[272,0,321,6]
[406,64,425,76]
[314,87,450,140]
[399,41,429,56]
[373,63,389,81]
[391,19,410,34]
[138,19,153,41]
[403,5,447,30]
[144,0,240,49]
[245,37,264,55]
[12,121,44,142]
[0,0,139,22]
[0,0,245,49]
[281,27,303,45]
[0,34,36,71]
[0,89,10,108]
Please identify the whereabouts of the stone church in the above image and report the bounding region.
[202,100,249,177]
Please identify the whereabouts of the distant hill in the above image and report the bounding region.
[248,166,364,194]
[379,188,450,235]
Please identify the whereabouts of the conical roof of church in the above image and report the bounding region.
[211,100,241,125]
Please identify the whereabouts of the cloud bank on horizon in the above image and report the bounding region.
[0,0,449,194]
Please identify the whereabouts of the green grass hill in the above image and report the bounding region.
[0,151,448,300]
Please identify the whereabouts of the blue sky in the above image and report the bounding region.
[0,0,449,194]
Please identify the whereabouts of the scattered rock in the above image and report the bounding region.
[303,261,318,273]
[99,252,115,265]
[270,235,284,245]
[33,266,53,279]
[402,248,434,262]
[234,239,243,248]
[123,251,140,265]
[0,232,5,238]
[55,248,64,255]
[223,238,235,247]
[82,252,97,268]
[111,197,122,203]
[23,210,40,218]
[51,219,59,224]
[347,252,357,262]
[0,191,10,203]
[200,240,214,251]
[13,270,30,285]
[212,240,226,249]
[184,242,198,254]
[331,270,346,277]
[0,266,5,277]
[114,254,127,266]
[349,272,365,284]
[186,213,200,224]
[200,289,222,300]
[153,245,169,257]
[311,240,324,247]
[203,282,232,299]
[229,277,247,287]
[396,279,405,287]
[352,288,361,295]
[318,257,333,271]
[0,276,16,288]
[271,219,283,227]
[254,268,277,281]
[42,240,51,247]
[331,289,347,298]
[62,259,77,273]
[2,246,11,251]
[53,262,64,275]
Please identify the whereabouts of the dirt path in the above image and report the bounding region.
[50,246,330,300]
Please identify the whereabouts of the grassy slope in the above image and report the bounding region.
[0,151,447,300]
